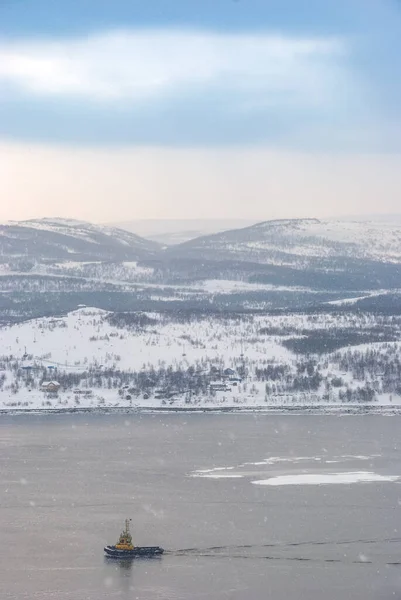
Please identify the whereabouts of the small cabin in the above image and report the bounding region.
[41,381,61,393]
[209,382,231,392]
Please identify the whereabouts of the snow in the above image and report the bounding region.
[36,260,155,283]
[1,218,154,260]
[189,454,384,480]
[49,261,102,269]
[252,472,400,486]
[326,290,396,306]
[198,218,401,265]
[0,307,292,373]
[244,456,322,466]
[1,306,401,412]
[201,280,313,294]
[6,218,101,244]
[0,263,11,275]
[337,340,401,358]
[192,473,243,479]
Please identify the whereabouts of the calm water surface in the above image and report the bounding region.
[1,413,401,599]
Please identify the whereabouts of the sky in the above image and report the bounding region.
[1,0,401,223]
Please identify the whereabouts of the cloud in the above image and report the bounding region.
[0,29,345,108]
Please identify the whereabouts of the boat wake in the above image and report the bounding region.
[166,536,401,565]
[171,535,401,553]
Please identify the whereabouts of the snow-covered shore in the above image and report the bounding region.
[1,307,401,414]
[2,399,401,416]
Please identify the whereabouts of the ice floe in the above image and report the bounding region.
[252,471,399,486]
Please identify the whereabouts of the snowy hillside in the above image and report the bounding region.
[3,217,401,270]
[0,217,159,265]
[169,218,401,266]
[2,217,401,321]
[1,307,401,412]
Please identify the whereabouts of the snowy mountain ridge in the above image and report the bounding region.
[0,217,159,264]
[3,216,401,267]
[1,217,401,316]
[169,218,401,265]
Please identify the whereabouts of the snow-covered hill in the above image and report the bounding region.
[169,218,401,266]
[0,217,159,265]
[1,306,401,412]
[3,217,401,270]
[2,217,401,319]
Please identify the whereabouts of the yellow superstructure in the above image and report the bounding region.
[115,518,134,551]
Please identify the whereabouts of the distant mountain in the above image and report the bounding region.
[168,218,401,266]
[1,217,401,321]
[3,217,401,273]
[109,218,259,245]
[0,218,159,267]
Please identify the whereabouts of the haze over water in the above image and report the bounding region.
[1,413,401,599]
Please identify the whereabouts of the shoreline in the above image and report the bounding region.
[1,404,401,416]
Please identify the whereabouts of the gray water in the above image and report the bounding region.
[1,413,401,599]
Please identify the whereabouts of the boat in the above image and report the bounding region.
[104,518,164,558]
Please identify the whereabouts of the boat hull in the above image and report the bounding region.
[104,545,164,558]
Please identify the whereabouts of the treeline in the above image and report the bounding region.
[332,344,401,395]
[282,328,398,355]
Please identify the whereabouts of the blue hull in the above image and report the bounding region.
[104,545,164,558]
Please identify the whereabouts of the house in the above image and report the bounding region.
[209,382,231,392]
[41,381,61,393]
[223,368,236,377]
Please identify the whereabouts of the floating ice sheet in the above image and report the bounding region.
[252,471,399,486]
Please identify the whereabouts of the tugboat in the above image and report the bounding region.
[104,518,164,558]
